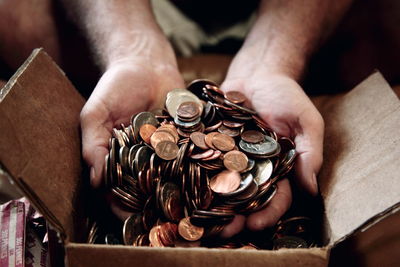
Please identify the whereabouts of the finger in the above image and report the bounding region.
[220,215,246,239]
[80,102,112,188]
[247,179,292,231]
[294,109,324,195]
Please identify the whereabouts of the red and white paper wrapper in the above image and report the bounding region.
[0,200,25,267]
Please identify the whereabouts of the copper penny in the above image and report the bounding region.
[204,132,219,149]
[224,91,247,104]
[241,130,264,144]
[178,217,204,241]
[139,124,157,144]
[222,120,245,128]
[190,149,214,160]
[155,141,179,160]
[150,131,176,149]
[209,170,241,194]
[149,225,163,247]
[217,125,240,137]
[223,151,248,172]
[176,101,201,119]
[190,132,208,150]
[212,133,235,152]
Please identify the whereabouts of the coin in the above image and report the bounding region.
[217,125,241,137]
[150,131,176,149]
[223,151,248,172]
[178,217,204,241]
[123,213,145,245]
[209,170,241,194]
[177,101,201,120]
[149,225,164,247]
[212,133,235,152]
[239,136,279,156]
[253,159,273,185]
[139,124,157,144]
[155,141,179,160]
[241,130,264,144]
[189,132,208,150]
[224,91,247,104]
[166,89,203,119]
[204,132,219,149]
[273,236,308,249]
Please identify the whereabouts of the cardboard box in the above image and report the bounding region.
[1,49,399,266]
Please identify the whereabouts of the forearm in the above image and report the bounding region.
[61,0,176,70]
[229,0,353,80]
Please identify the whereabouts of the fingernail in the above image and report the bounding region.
[312,173,319,195]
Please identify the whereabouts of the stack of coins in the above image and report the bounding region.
[103,79,298,247]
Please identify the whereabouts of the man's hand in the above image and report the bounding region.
[218,0,353,237]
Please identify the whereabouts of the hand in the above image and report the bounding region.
[219,73,324,237]
[80,58,184,218]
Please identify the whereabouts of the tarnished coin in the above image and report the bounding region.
[224,91,247,104]
[155,141,179,160]
[239,136,279,156]
[123,213,145,245]
[223,151,248,172]
[190,132,208,150]
[178,217,204,241]
[177,101,201,120]
[212,133,235,152]
[166,89,203,119]
[139,124,157,144]
[241,130,264,144]
[209,170,241,194]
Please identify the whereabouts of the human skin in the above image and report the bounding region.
[63,0,353,236]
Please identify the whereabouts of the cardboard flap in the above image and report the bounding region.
[0,49,85,240]
[318,72,400,245]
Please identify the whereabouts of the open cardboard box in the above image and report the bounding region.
[1,49,400,266]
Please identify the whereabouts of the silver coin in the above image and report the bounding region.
[253,159,273,186]
[123,213,145,245]
[273,236,308,249]
[239,135,279,156]
[119,146,130,174]
[134,145,153,175]
[166,89,203,119]
[220,172,254,198]
[132,112,159,142]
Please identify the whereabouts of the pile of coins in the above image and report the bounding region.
[104,79,298,248]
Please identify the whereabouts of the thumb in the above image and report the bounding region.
[294,110,324,196]
[80,102,112,188]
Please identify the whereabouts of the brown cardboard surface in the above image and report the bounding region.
[317,72,400,245]
[0,49,85,241]
[66,244,329,267]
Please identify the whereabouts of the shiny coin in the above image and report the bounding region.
[209,170,241,194]
[178,217,204,241]
[224,91,247,104]
[155,141,179,160]
[149,225,164,247]
[139,124,157,144]
[217,125,241,137]
[223,151,248,172]
[189,132,208,150]
[253,159,273,186]
[204,132,219,149]
[166,89,203,119]
[150,131,176,149]
[212,133,235,152]
[239,136,279,156]
[133,112,159,142]
[241,130,264,144]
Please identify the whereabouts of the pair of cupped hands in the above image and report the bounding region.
[80,37,324,238]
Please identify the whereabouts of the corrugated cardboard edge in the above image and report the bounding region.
[318,71,400,246]
[0,48,85,242]
[65,244,329,267]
